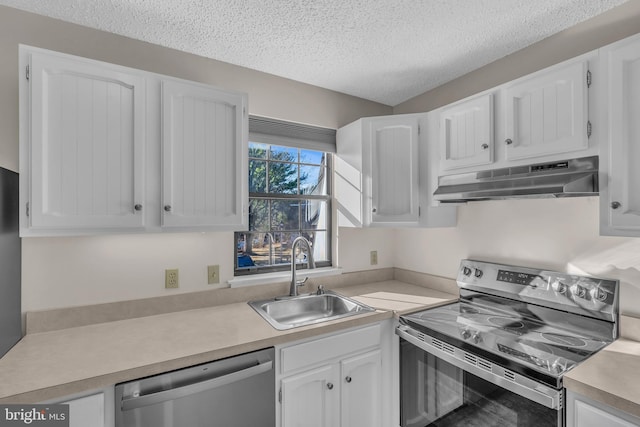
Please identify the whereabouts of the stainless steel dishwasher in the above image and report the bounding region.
[115,347,275,427]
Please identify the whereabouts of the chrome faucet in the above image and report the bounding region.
[289,236,315,297]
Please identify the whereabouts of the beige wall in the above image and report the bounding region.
[394,1,640,114]
[0,5,392,312]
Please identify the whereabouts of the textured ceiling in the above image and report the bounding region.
[0,0,628,106]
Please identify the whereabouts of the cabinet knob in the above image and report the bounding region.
[345,376,352,383]
[164,205,172,212]
[481,143,489,150]
[505,138,513,145]
[372,208,377,213]
[326,382,334,390]
[611,201,621,210]
[134,204,143,211]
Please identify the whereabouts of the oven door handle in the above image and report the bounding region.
[396,325,562,410]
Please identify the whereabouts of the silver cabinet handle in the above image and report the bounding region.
[121,360,273,411]
[481,143,489,150]
[164,205,172,212]
[611,201,621,209]
[345,376,352,383]
[326,382,334,390]
[505,138,513,145]
[134,204,143,211]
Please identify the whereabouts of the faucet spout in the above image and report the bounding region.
[289,236,315,297]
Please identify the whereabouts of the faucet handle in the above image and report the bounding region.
[296,277,309,288]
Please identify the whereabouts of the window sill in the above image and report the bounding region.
[228,267,343,288]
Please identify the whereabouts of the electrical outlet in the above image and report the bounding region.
[207,265,220,285]
[165,269,179,288]
[370,250,378,265]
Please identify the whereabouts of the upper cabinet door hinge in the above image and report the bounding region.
[278,388,282,404]
[418,125,421,135]
[26,202,29,217]
[587,120,592,138]
[25,65,30,81]
[586,70,592,88]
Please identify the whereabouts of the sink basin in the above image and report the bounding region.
[248,290,376,330]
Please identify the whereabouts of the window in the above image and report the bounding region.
[235,117,335,275]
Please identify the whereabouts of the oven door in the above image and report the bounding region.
[398,326,564,427]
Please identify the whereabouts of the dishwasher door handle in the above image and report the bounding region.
[121,359,273,411]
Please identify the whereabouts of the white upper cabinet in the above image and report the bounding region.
[20,46,248,236]
[504,60,589,161]
[439,93,493,170]
[24,50,146,233]
[370,117,420,225]
[336,114,456,228]
[600,34,640,236]
[161,80,247,229]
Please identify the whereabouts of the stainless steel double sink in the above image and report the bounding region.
[248,290,375,330]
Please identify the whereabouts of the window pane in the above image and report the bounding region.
[300,149,324,165]
[301,199,328,230]
[271,200,300,231]
[249,142,268,159]
[249,160,267,193]
[270,146,298,162]
[300,165,326,195]
[269,162,298,194]
[248,199,269,231]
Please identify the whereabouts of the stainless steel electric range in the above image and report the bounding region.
[397,259,619,427]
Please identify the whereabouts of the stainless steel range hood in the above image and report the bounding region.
[433,156,598,203]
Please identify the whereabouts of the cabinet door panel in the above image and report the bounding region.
[281,364,340,427]
[29,52,145,230]
[341,350,381,427]
[604,37,640,233]
[162,80,247,229]
[505,61,588,160]
[439,94,493,170]
[370,117,419,224]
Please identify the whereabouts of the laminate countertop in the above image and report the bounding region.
[0,280,457,403]
[564,321,640,419]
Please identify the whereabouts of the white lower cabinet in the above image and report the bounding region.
[566,390,640,427]
[44,387,114,427]
[278,324,387,427]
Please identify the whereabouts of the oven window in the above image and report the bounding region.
[400,339,561,427]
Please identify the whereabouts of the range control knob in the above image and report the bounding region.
[590,287,608,302]
[462,266,472,277]
[570,284,587,299]
[551,281,567,294]
[471,332,481,344]
[460,329,472,340]
[474,268,483,278]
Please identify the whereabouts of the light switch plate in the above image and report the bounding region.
[370,250,378,265]
[208,265,220,284]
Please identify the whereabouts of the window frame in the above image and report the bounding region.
[234,138,333,277]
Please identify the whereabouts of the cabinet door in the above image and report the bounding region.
[602,37,640,234]
[567,391,640,427]
[504,60,588,160]
[369,117,419,224]
[63,393,105,427]
[27,52,146,231]
[439,93,493,170]
[162,80,247,229]
[281,364,340,427]
[341,350,381,427]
